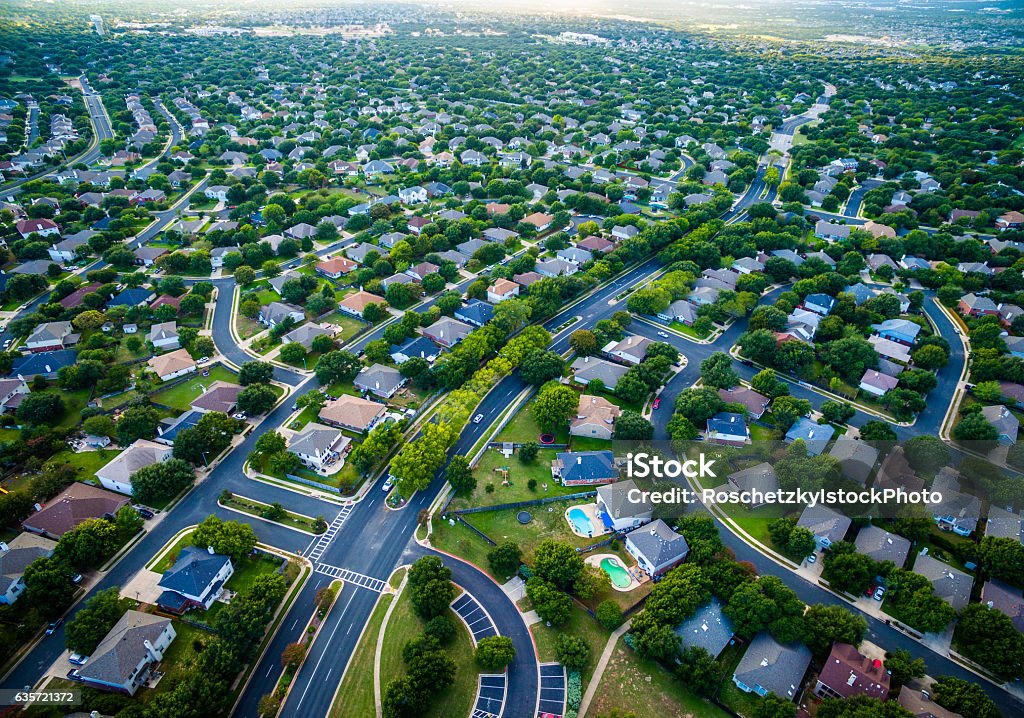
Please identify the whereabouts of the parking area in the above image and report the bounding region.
[451,591,497,644]
[537,662,566,716]
[472,673,506,718]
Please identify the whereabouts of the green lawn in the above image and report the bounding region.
[589,639,730,718]
[45,449,121,480]
[431,517,494,573]
[144,622,213,699]
[331,592,394,718]
[447,447,578,511]
[225,553,284,594]
[379,588,477,718]
[531,603,610,690]
[670,321,712,340]
[150,532,196,573]
[321,312,368,343]
[463,498,598,562]
[497,401,569,444]
[45,388,93,430]
[221,493,324,533]
[150,365,239,410]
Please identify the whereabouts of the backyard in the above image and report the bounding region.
[447,446,579,511]
[150,365,239,411]
[45,448,121,480]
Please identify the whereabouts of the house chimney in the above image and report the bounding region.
[144,639,158,661]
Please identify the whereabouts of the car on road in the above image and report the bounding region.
[1,340,10,349]
[657,331,669,338]
[382,475,395,492]
[46,619,63,635]
[873,586,885,601]
[652,398,661,410]
[473,413,484,424]
[68,653,88,666]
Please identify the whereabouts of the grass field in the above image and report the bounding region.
[45,449,121,480]
[589,639,730,718]
[143,621,212,699]
[497,401,569,444]
[221,493,324,533]
[321,312,368,343]
[379,588,477,718]
[150,532,196,573]
[150,365,239,410]
[331,592,394,718]
[531,603,610,691]
[448,447,577,511]
[465,497,597,561]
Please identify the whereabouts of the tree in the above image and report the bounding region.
[555,633,590,672]
[65,588,126,654]
[610,409,652,440]
[816,697,914,718]
[533,383,578,434]
[173,412,239,465]
[526,577,572,625]
[903,435,949,474]
[475,635,516,671]
[911,344,948,370]
[252,431,287,461]
[533,540,585,591]
[820,401,855,426]
[444,455,476,496]
[116,405,160,445]
[751,368,788,399]
[391,422,456,497]
[978,536,1024,587]
[234,265,256,285]
[753,694,797,718]
[518,441,539,463]
[673,386,724,425]
[191,515,257,562]
[281,642,307,669]
[238,361,274,386]
[884,649,925,689]
[596,600,624,629]
[519,349,565,386]
[886,568,956,633]
[16,392,63,425]
[130,458,195,505]
[822,544,877,595]
[114,505,144,541]
[237,383,278,415]
[769,396,811,432]
[860,421,897,441]
[23,556,76,617]
[82,414,115,438]
[723,575,805,641]
[569,329,598,356]
[674,646,722,697]
[279,342,307,364]
[931,676,1001,718]
[487,542,522,578]
[315,350,362,385]
[700,352,739,389]
[953,411,999,442]
[804,604,867,654]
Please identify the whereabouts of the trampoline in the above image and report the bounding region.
[517,510,532,524]
[539,434,555,444]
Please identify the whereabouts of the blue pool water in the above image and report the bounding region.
[568,507,595,535]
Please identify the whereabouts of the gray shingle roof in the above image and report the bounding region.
[79,610,172,687]
[733,632,812,700]
[627,519,689,571]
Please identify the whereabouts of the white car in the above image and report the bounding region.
[382,475,395,492]
[197,356,210,364]
[473,414,484,424]
[232,413,247,420]
[657,331,669,338]
[805,554,816,564]
[68,653,88,666]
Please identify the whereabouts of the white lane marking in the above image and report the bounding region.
[294,591,356,711]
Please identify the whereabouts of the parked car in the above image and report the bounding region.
[806,553,816,564]
[68,653,88,666]
[66,669,82,681]
[873,586,885,601]
[136,508,154,519]
[72,573,83,584]
[46,619,63,635]
[232,413,247,420]
[865,586,876,598]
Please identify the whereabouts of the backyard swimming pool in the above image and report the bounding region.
[600,557,632,589]
[567,507,595,536]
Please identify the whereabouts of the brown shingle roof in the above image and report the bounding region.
[22,483,129,538]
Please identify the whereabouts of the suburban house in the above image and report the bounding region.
[785,417,835,456]
[828,440,880,486]
[455,300,495,328]
[25,321,75,353]
[282,323,334,351]
[9,350,77,379]
[796,504,851,550]
[551,450,618,486]
[957,293,999,318]
[0,533,56,604]
[22,483,129,539]
[78,611,176,695]
[868,335,911,364]
[914,554,973,611]
[724,463,778,509]
[210,246,240,269]
[595,480,652,532]
[390,336,441,365]
[156,545,234,614]
[96,439,174,495]
[732,632,812,701]
[487,278,519,304]
[147,321,180,351]
[191,382,243,414]
[569,357,629,391]
[814,220,852,242]
[48,231,93,263]
[859,370,900,398]
[259,301,305,328]
[854,525,911,568]
[675,598,734,657]
[0,377,29,413]
[316,256,357,279]
[15,218,60,239]
[872,319,921,346]
[802,293,836,316]
[985,505,1024,542]
[570,395,621,440]
[706,412,749,445]
[603,335,651,364]
[354,363,405,399]
[718,386,770,419]
[626,519,689,577]
[898,686,963,718]
[981,405,1019,444]
[996,211,1024,231]
[981,580,1024,633]
[659,299,698,326]
[422,317,473,348]
[814,643,889,700]
[147,348,197,381]
[337,291,383,318]
[289,423,350,471]
[318,394,387,434]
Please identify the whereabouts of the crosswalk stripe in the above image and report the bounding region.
[314,562,388,593]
